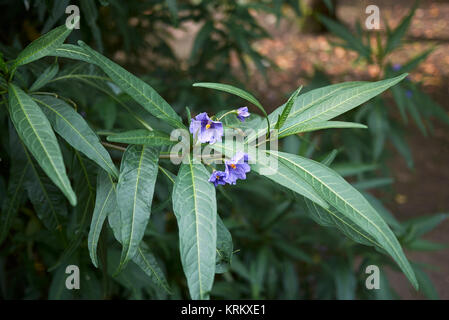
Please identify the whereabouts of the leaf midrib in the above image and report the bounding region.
[10,86,70,199]
[279,80,398,136]
[34,96,117,177]
[273,151,409,270]
[188,156,204,299]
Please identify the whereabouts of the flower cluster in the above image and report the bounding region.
[208,152,251,187]
[189,112,223,144]
[189,109,251,187]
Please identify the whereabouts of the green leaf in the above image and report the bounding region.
[193,82,270,135]
[107,129,175,147]
[385,1,418,53]
[51,44,95,64]
[12,24,73,70]
[107,186,171,293]
[318,15,371,58]
[412,263,439,300]
[303,199,380,247]
[210,141,329,208]
[29,61,59,91]
[78,41,184,129]
[402,213,448,240]
[48,152,95,271]
[80,0,103,52]
[216,215,233,274]
[270,150,418,289]
[247,81,364,142]
[8,84,76,206]
[172,154,217,300]
[279,121,367,138]
[34,95,118,178]
[88,170,116,268]
[275,85,302,130]
[0,124,30,245]
[278,74,408,137]
[132,245,172,294]
[116,145,159,271]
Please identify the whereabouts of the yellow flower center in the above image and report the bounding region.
[230,164,236,169]
[216,175,220,179]
[205,123,211,129]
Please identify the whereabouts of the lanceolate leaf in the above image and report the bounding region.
[278,74,408,137]
[78,41,184,129]
[29,61,59,92]
[270,150,418,289]
[88,170,116,268]
[132,244,172,294]
[275,85,302,130]
[33,95,118,178]
[116,145,159,270]
[12,24,73,70]
[279,121,367,138]
[8,84,76,206]
[107,186,171,293]
[252,160,329,208]
[304,198,379,247]
[172,154,217,300]
[107,129,175,147]
[247,81,364,142]
[51,44,95,64]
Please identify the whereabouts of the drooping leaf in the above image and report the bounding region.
[132,244,172,294]
[33,95,118,178]
[78,41,184,129]
[8,84,76,205]
[172,154,217,300]
[107,186,171,293]
[88,170,116,268]
[270,150,418,289]
[116,145,159,270]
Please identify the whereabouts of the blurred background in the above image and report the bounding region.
[0,0,448,299]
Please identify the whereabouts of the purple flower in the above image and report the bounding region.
[224,152,250,185]
[209,171,227,187]
[236,107,250,122]
[189,112,223,144]
[392,63,401,71]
